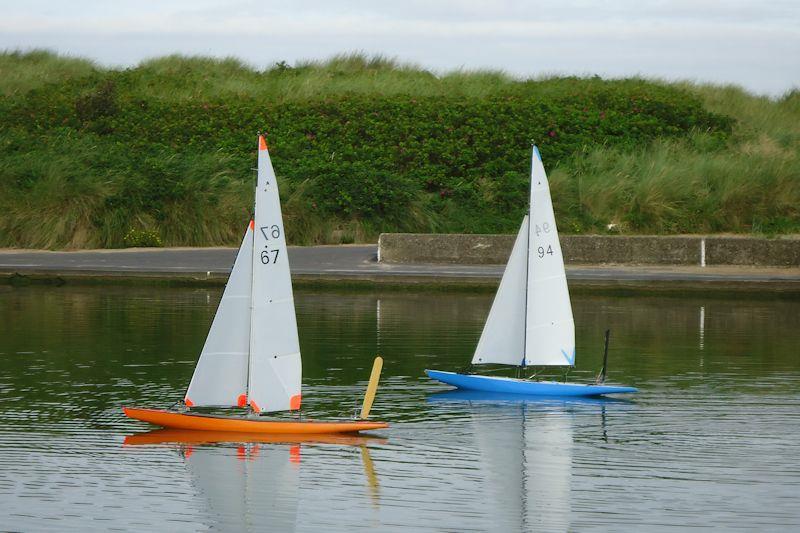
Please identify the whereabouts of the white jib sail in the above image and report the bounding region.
[184,223,253,407]
[247,136,302,413]
[524,146,575,366]
[472,216,529,366]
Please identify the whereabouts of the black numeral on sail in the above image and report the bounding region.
[260,249,280,264]
[260,225,281,241]
[537,245,554,259]
[259,225,281,264]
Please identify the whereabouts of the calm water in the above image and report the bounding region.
[1,285,799,531]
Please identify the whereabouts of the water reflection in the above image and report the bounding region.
[184,441,299,532]
[123,430,385,532]
[428,391,642,531]
[1,286,799,530]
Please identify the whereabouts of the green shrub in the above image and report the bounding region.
[0,50,796,248]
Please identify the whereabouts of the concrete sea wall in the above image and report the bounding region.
[378,234,800,267]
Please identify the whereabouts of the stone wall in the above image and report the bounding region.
[378,233,800,266]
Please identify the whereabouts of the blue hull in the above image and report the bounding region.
[425,369,637,397]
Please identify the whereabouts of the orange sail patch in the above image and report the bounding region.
[290,394,302,410]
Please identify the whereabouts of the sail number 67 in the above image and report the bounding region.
[260,249,280,264]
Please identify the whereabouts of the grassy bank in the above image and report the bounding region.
[0,50,797,248]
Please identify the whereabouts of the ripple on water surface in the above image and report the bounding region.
[1,286,799,531]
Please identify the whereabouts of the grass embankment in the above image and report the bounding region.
[0,50,797,249]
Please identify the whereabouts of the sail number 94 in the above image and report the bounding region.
[537,245,554,258]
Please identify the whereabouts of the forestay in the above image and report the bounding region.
[184,224,253,407]
[247,136,302,413]
[472,216,529,366]
[524,147,575,366]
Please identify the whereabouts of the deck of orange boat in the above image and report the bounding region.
[123,407,389,434]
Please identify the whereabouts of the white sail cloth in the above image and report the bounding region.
[472,146,575,367]
[184,136,302,412]
[472,217,529,366]
[184,225,253,407]
[525,147,575,366]
[247,136,302,413]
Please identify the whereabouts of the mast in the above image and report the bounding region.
[245,140,258,408]
[521,145,535,370]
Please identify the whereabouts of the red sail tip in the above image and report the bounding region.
[184,397,194,407]
[258,135,268,151]
[290,394,302,410]
[249,400,261,413]
[237,394,247,407]
[248,220,254,231]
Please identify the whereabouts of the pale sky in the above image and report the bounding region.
[1,0,798,95]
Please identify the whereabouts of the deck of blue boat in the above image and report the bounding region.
[425,369,638,397]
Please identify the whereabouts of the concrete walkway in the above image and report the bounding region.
[1,246,799,292]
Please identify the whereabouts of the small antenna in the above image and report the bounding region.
[596,329,610,384]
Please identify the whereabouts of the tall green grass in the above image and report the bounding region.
[0,50,97,97]
[549,133,799,235]
[0,50,797,249]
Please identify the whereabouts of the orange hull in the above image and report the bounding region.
[123,407,389,434]
[123,428,387,446]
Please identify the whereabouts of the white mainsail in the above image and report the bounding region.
[472,146,574,367]
[247,136,302,413]
[184,223,254,407]
[472,216,529,366]
[524,147,575,366]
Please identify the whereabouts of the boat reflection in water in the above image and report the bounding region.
[124,429,385,531]
[428,390,632,531]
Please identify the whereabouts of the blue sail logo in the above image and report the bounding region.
[561,348,575,365]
